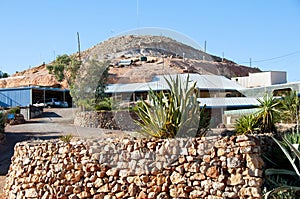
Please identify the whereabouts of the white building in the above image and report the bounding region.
[232,71,287,88]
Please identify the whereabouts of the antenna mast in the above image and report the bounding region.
[77,32,81,60]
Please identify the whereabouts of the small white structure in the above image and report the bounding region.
[232,71,287,88]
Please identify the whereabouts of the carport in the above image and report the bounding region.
[0,86,71,108]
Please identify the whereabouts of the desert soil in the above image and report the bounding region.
[0,108,131,197]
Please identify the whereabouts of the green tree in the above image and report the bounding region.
[47,54,81,84]
[71,58,109,110]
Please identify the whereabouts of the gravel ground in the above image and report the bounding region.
[0,108,132,197]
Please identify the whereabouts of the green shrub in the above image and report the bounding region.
[8,107,20,114]
[46,65,53,74]
[95,99,112,111]
[235,114,259,135]
[279,91,300,124]
[60,134,73,143]
[53,64,65,82]
[235,94,281,135]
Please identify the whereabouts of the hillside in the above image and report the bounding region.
[0,35,261,88]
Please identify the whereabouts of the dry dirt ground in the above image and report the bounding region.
[0,108,131,197]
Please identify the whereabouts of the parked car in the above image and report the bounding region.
[45,98,62,108]
[61,101,69,108]
[33,101,46,107]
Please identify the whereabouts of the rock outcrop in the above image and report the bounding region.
[0,64,68,89]
[1,35,261,89]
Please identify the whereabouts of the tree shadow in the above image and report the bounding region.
[0,131,62,175]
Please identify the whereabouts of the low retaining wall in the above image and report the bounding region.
[4,135,264,198]
[74,111,140,131]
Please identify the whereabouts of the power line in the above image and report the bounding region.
[239,50,300,64]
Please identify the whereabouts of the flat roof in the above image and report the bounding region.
[0,86,69,92]
[197,97,260,108]
[240,81,300,97]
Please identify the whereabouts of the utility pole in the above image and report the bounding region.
[249,58,252,67]
[77,32,81,60]
[222,52,224,62]
[203,40,207,61]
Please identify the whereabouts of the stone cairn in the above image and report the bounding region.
[4,135,264,198]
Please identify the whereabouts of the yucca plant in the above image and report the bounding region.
[135,75,201,138]
[256,94,281,133]
[235,114,260,135]
[264,134,300,198]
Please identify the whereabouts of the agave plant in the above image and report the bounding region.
[235,114,260,135]
[134,75,201,138]
[264,134,300,198]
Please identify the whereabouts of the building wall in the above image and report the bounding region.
[232,76,249,88]
[233,71,287,88]
[270,71,287,85]
[0,88,31,107]
[248,72,272,87]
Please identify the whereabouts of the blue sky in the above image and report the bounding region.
[0,1,300,81]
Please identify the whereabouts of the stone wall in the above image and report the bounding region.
[4,135,264,198]
[74,111,140,131]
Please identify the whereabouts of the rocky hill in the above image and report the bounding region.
[0,35,261,88]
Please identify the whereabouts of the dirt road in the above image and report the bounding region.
[0,108,130,197]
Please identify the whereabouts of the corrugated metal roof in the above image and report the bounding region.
[106,74,244,93]
[197,97,260,108]
[106,82,168,93]
[154,74,245,90]
[224,108,260,115]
